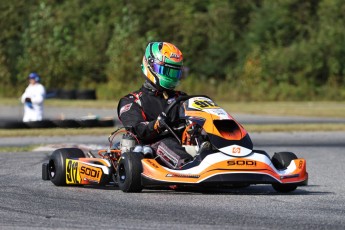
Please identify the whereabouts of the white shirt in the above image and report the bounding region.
[21,83,46,122]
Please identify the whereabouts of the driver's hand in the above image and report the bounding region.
[154,112,168,133]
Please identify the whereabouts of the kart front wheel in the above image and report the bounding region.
[48,148,85,186]
[117,152,143,193]
[271,151,298,193]
[272,183,298,193]
[272,151,297,170]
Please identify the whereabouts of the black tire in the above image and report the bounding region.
[272,151,298,170]
[26,120,57,128]
[98,118,115,127]
[52,119,81,128]
[0,119,28,129]
[59,89,76,100]
[117,152,143,193]
[46,89,60,99]
[76,118,99,128]
[76,89,97,100]
[271,152,298,193]
[48,148,85,186]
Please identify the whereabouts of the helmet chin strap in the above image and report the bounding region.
[143,80,157,91]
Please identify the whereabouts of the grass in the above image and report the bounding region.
[2,98,344,118]
[0,127,115,137]
[244,123,345,132]
[1,98,118,108]
[0,145,40,152]
[218,101,345,118]
[0,98,344,138]
[0,123,344,152]
[0,123,345,138]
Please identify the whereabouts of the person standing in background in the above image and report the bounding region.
[21,72,46,122]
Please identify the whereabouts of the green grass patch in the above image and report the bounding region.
[219,101,345,118]
[0,98,118,108]
[0,127,115,137]
[45,99,119,108]
[0,124,344,138]
[0,145,39,152]
[244,123,345,132]
[0,124,344,152]
[2,98,344,118]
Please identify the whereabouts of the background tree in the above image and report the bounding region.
[0,0,343,101]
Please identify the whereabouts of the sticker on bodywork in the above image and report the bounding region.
[66,159,103,184]
[188,97,219,110]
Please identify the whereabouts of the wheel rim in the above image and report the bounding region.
[48,160,56,178]
[118,164,126,183]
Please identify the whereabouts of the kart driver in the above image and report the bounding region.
[117,42,193,169]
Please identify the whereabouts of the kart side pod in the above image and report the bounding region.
[42,148,112,186]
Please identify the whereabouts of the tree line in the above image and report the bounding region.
[0,0,344,101]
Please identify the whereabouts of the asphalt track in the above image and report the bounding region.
[0,132,345,229]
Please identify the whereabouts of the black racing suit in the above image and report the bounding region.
[117,81,192,168]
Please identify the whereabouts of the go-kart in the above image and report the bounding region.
[42,95,308,193]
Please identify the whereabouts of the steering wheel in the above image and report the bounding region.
[164,95,210,119]
[161,95,211,144]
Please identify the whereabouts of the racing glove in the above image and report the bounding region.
[154,112,168,133]
[24,98,33,109]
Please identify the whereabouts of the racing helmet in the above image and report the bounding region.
[28,72,40,82]
[141,42,183,90]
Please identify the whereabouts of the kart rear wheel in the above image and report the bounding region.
[271,151,298,193]
[117,152,143,193]
[48,148,85,186]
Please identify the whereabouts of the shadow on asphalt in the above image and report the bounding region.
[73,184,332,196]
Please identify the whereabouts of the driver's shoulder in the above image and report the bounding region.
[117,90,143,114]
[120,90,142,103]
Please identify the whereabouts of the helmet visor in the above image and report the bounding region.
[152,62,182,79]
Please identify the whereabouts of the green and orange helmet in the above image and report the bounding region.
[142,42,183,90]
